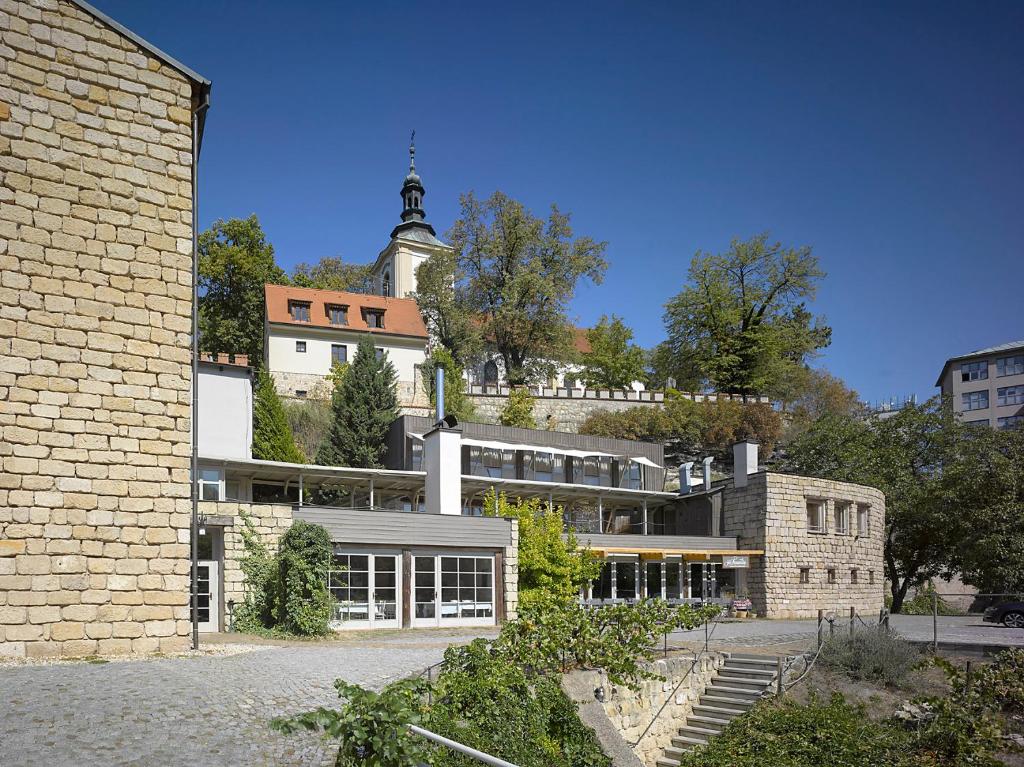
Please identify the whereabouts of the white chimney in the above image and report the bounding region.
[733,441,758,488]
[702,456,714,491]
[424,366,462,515]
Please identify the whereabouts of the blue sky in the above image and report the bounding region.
[96,0,1023,404]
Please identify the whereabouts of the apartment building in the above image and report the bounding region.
[936,340,1024,430]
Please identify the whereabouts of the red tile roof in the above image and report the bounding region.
[264,284,428,339]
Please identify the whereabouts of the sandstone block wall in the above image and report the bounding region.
[0,0,198,657]
[575,652,726,766]
[722,473,886,619]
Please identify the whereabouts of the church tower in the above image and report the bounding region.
[370,134,450,299]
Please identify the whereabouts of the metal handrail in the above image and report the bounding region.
[411,725,519,767]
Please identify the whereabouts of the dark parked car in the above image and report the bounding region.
[983,601,1024,628]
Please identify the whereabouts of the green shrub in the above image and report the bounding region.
[899,584,964,616]
[428,639,610,767]
[681,694,904,766]
[965,648,1024,715]
[819,627,920,686]
[499,387,536,428]
[272,677,432,767]
[234,517,333,637]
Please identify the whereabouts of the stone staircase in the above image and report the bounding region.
[655,653,779,767]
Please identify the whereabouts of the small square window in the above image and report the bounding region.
[375,347,385,361]
[289,301,311,322]
[799,568,810,584]
[851,569,858,584]
[295,341,306,353]
[363,309,385,329]
[331,344,347,365]
[827,569,836,584]
[295,390,307,399]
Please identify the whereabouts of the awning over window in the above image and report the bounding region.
[409,433,662,469]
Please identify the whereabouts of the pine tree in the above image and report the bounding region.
[316,335,399,468]
[252,367,306,463]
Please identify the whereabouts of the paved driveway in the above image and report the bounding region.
[0,630,495,767]
[668,614,1024,650]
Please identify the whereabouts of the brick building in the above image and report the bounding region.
[0,0,210,657]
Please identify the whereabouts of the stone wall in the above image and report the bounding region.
[0,0,198,657]
[201,501,292,617]
[569,652,726,767]
[722,473,886,619]
[502,517,518,621]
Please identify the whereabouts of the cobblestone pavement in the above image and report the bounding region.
[668,614,1024,650]
[0,629,495,767]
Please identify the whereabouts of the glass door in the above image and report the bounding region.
[413,555,438,627]
[329,553,401,630]
[196,560,219,632]
[645,562,663,599]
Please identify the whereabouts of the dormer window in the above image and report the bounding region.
[326,304,348,326]
[363,309,385,329]
[289,300,311,323]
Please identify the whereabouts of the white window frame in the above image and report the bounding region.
[198,466,224,501]
[834,502,851,535]
[412,553,496,628]
[328,550,402,630]
[857,504,871,537]
[806,499,826,534]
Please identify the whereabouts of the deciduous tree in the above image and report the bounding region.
[499,387,536,429]
[316,336,398,468]
[446,191,607,385]
[412,249,480,367]
[291,256,373,294]
[198,215,286,366]
[663,233,831,398]
[580,315,646,389]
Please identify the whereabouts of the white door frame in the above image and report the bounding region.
[412,553,497,628]
[330,551,402,631]
[197,559,220,633]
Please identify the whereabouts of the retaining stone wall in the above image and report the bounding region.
[573,652,726,766]
[722,473,886,619]
[0,0,197,657]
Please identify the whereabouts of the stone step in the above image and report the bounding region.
[706,683,765,698]
[721,662,776,677]
[688,714,731,730]
[673,731,711,747]
[679,723,720,737]
[693,702,750,718]
[724,657,780,670]
[713,674,773,690]
[699,693,757,708]
[718,669,775,683]
[656,757,681,767]
[728,652,781,663]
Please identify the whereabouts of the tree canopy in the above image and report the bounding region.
[315,336,399,468]
[412,249,480,367]
[580,315,646,389]
[425,347,476,423]
[785,399,1024,610]
[198,215,286,366]
[663,233,831,398]
[291,256,374,294]
[442,191,607,385]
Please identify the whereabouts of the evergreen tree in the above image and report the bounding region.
[316,336,399,468]
[252,367,305,463]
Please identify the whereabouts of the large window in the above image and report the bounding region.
[806,500,826,533]
[996,355,1024,377]
[289,301,310,322]
[998,415,1023,430]
[620,460,643,490]
[440,556,493,620]
[468,447,515,479]
[329,553,399,628]
[962,390,989,411]
[331,344,347,366]
[960,360,988,382]
[615,560,637,600]
[997,385,1024,407]
[574,455,611,487]
[523,450,563,483]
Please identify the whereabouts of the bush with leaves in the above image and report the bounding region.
[499,386,537,428]
[819,627,921,687]
[425,347,476,422]
[496,599,720,688]
[428,639,610,767]
[233,516,333,637]
[272,677,432,767]
[897,583,964,616]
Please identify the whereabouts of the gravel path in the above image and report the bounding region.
[0,630,493,767]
